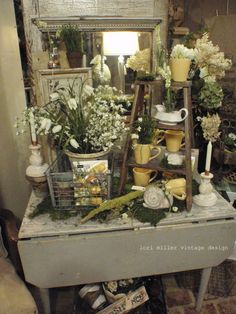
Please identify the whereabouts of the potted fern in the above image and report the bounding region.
[59,24,84,68]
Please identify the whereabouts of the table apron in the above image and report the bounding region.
[18,220,236,288]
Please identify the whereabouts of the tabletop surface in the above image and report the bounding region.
[19,191,236,239]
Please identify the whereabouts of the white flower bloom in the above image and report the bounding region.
[68,98,77,110]
[52,125,62,133]
[138,117,143,122]
[171,44,195,60]
[82,85,94,97]
[195,33,232,79]
[70,138,79,149]
[229,133,236,140]
[172,206,179,212]
[200,113,221,142]
[50,92,59,101]
[122,213,129,220]
[38,118,52,133]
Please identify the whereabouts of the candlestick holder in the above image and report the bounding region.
[193,172,217,207]
[26,144,49,197]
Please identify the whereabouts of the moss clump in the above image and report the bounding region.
[28,196,78,221]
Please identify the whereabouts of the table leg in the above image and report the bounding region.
[196,267,212,312]
[39,288,51,314]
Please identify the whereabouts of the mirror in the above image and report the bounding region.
[34,17,161,93]
[83,31,152,93]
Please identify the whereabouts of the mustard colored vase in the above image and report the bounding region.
[164,130,185,153]
[170,58,191,82]
[134,144,161,164]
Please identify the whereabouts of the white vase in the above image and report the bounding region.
[65,150,110,168]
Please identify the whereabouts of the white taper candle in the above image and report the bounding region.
[29,109,37,144]
[205,141,212,173]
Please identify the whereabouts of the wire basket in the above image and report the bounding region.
[46,153,112,210]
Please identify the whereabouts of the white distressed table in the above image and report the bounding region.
[18,192,236,314]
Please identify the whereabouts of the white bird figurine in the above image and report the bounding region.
[90,54,111,85]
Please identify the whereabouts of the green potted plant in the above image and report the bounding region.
[59,24,84,68]
[131,115,161,164]
[154,65,188,124]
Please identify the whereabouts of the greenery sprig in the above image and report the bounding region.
[59,24,84,53]
[131,115,157,144]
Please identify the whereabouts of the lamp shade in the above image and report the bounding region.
[103,32,139,56]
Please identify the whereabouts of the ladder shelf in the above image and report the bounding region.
[118,80,194,212]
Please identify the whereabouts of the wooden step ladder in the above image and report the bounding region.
[118,80,194,212]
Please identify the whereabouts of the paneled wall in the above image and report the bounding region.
[185,0,236,31]
[0,0,30,219]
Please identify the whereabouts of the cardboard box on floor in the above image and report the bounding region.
[97,286,149,314]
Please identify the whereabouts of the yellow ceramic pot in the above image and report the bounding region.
[133,167,157,187]
[134,144,161,164]
[164,130,185,153]
[170,58,191,82]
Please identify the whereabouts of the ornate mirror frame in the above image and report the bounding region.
[33,16,161,32]
[33,16,162,72]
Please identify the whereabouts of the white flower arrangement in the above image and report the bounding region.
[15,79,129,154]
[194,33,232,80]
[197,113,221,142]
[126,48,151,73]
[157,63,171,88]
[170,44,196,60]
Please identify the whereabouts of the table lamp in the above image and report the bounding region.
[103,31,139,92]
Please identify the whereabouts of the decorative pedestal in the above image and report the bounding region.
[193,172,217,207]
[26,144,49,198]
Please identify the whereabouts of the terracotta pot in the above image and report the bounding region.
[66,52,83,68]
[169,58,191,82]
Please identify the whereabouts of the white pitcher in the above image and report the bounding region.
[155,105,188,125]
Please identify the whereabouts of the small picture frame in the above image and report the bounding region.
[37,67,92,104]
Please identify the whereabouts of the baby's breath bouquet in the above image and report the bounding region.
[15,79,128,154]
